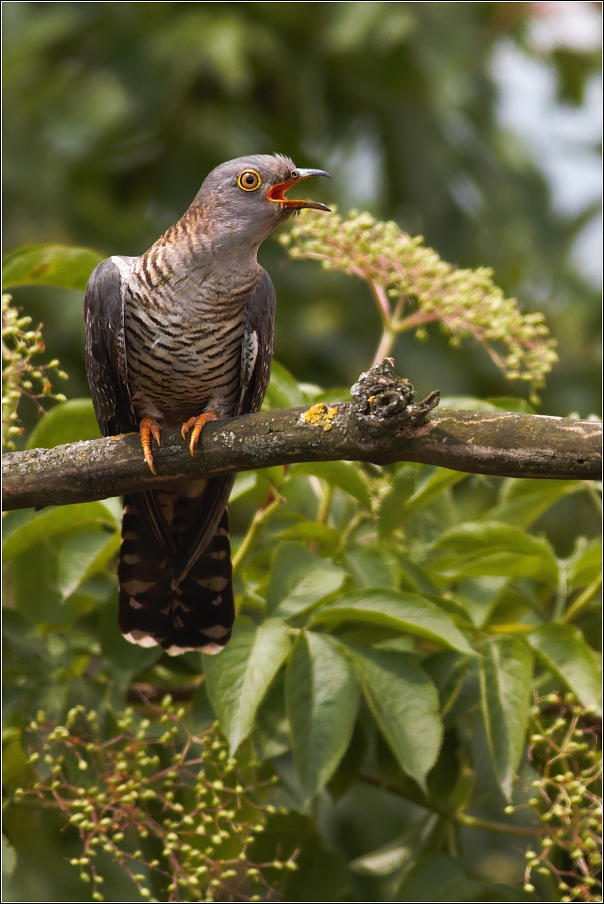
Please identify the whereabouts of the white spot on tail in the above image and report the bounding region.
[123,630,161,648]
[200,642,225,655]
[165,641,224,656]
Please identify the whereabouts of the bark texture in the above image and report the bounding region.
[3,402,601,511]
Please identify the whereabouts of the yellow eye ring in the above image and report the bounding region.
[237,170,262,192]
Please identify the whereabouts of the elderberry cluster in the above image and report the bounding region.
[281,209,558,401]
[16,698,297,902]
[505,693,601,902]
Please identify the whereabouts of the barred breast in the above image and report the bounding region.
[123,239,261,425]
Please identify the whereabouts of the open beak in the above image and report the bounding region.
[267,168,331,211]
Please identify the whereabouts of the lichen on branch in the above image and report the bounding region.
[281,209,558,400]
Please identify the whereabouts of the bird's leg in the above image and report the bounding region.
[139,416,162,475]
[181,410,218,456]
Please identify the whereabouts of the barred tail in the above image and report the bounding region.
[118,493,234,656]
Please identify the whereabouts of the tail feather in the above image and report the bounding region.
[118,491,234,656]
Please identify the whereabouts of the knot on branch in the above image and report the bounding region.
[350,358,440,432]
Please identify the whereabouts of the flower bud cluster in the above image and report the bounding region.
[19,699,296,902]
[512,694,601,902]
[2,293,68,450]
[281,209,558,401]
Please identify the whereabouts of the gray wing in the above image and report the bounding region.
[173,268,276,584]
[83,257,136,436]
[238,267,276,417]
[84,258,177,559]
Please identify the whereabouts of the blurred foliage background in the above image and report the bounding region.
[3,2,602,903]
[3,0,601,417]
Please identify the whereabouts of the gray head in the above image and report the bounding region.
[193,154,330,254]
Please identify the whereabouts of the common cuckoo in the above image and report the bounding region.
[84,155,329,656]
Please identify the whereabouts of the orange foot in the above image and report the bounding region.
[140,416,161,475]
[181,410,218,456]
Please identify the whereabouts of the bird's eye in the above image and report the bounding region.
[237,170,262,192]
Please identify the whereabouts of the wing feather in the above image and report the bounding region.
[83,257,136,436]
[84,258,176,558]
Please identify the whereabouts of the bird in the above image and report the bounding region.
[83,154,329,657]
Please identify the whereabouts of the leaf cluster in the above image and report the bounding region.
[3,370,601,900]
[3,238,601,901]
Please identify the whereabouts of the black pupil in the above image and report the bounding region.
[244,174,255,185]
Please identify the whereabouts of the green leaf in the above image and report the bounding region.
[450,577,507,629]
[437,522,557,560]
[350,813,438,877]
[347,644,442,789]
[433,522,559,585]
[283,832,353,902]
[290,461,372,509]
[57,530,120,599]
[567,539,602,590]
[439,396,501,411]
[2,244,103,290]
[404,467,468,513]
[484,396,536,414]
[263,360,306,409]
[253,672,290,761]
[345,545,400,590]
[479,637,533,800]
[26,399,101,449]
[431,551,558,584]
[203,618,290,753]
[378,466,417,535]
[423,650,472,717]
[277,521,341,555]
[286,632,359,802]
[10,542,63,625]
[487,479,584,528]
[395,852,484,902]
[255,465,286,490]
[2,502,118,561]
[526,624,601,714]
[267,542,346,619]
[229,472,257,502]
[311,589,474,654]
[327,718,367,800]
[2,728,31,790]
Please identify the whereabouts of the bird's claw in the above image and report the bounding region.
[181,410,218,456]
[140,416,161,474]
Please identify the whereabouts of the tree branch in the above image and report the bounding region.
[2,362,601,511]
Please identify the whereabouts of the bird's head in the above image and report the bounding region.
[195,154,330,255]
